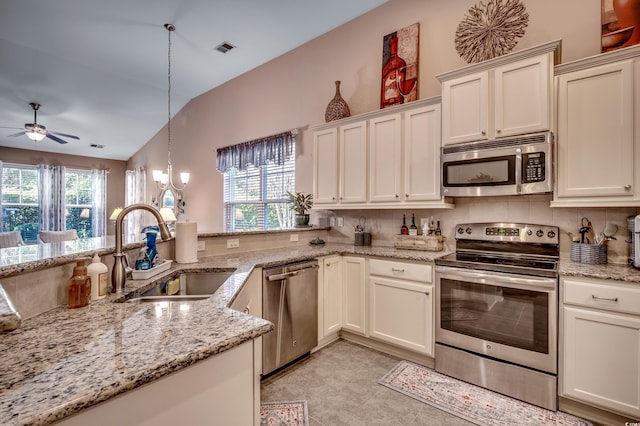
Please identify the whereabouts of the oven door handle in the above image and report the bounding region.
[435,265,557,290]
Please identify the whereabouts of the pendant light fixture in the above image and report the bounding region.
[152,24,189,202]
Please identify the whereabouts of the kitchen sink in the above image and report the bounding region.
[127,271,234,303]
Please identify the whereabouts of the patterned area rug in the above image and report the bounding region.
[260,400,308,426]
[380,361,592,426]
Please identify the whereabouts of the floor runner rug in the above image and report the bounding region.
[379,360,591,426]
[260,400,308,426]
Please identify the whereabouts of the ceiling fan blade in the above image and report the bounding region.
[7,131,26,138]
[0,126,24,131]
[45,133,69,144]
[49,130,79,140]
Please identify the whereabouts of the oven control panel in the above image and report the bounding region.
[455,222,559,244]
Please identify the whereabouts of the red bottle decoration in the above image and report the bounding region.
[381,36,407,109]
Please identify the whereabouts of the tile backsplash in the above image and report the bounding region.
[321,195,638,265]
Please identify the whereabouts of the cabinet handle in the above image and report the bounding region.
[592,294,618,302]
[391,268,405,273]
[625,185,632,191]
[243,306,250,314]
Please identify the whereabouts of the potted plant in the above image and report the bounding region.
[286,191,313,227]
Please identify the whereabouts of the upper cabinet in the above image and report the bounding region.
[438,40,560,146]
[312,98,453,210]
[552,44,640,207]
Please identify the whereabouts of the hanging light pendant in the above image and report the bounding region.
[153,23,189,195]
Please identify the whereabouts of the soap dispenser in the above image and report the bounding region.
[87,253,108,300]
[68,258,91,309]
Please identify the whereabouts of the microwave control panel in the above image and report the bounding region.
[522,152,545,183]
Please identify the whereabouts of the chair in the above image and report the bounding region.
[37,229,79,243]
[0,231,25,249]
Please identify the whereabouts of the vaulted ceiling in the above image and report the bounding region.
[0,0,387,160]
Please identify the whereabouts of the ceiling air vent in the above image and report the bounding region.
[90,144,104,149]
[215,42,236,54]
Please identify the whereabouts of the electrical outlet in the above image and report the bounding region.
[337,217,344,227]
[329,217,336,227]
[197,241,206,251]
[226,239,239,249]
[290,234,299,242]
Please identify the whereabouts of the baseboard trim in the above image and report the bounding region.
[339,330,434,369]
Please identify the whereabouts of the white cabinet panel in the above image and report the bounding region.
[404,104,442,201]
[320,256,342,338]
[442,72,488,145]
[339,121,368,203]
[342,256,367,335]
[369,113,402,202]
[313,128,338,204]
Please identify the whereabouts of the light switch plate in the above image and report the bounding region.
[197,241,206,251]
[290,234,299,242]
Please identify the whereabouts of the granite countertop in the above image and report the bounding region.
[0,242,450,426]
[4,241,638,426]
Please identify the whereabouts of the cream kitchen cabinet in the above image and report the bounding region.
[368,258,434,355]
[318,255,342,345]
[342,256,367,335]
[312,121,367,206]
[560,276,640,418]
[552,45,640,207]
[438,40,559,146]
[230,267,262,318]
[311,98,452,209]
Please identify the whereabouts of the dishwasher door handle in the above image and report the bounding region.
[266,265,318,281]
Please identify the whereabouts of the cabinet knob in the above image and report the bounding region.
[481,130,486,136]
[395,194,399,198]
[405,194,409,198]
[332,197,336,200]
[625,185,632,191]
[243,306,250,314]
[340,196,343,200]
[425,291,430,296]
[496,129,501,134]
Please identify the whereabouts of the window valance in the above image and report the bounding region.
[216,129,297,173]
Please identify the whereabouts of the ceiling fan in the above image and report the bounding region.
[1,102,80,144]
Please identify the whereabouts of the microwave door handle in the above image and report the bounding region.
[515,148,522,194]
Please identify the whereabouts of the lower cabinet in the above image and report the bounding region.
[230,267,262,318]
[369,259,434,356]
[342,256,367,335]
[561,276,640,419]
[56,340,259,426]
[318,255,343,343]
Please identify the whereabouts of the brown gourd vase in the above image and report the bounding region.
[325,81,351,122]
[613,0,640,47]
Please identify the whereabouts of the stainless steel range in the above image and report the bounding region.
[434,222,559,411]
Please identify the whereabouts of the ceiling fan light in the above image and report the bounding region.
[25,131,45,142]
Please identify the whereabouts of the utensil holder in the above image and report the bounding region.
[570,242,607,265]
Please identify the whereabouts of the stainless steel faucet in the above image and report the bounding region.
[111,203,172,295]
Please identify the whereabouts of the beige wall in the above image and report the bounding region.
[128,0,603,233]
[0,146,127,235]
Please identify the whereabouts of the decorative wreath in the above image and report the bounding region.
[455,0,529,63]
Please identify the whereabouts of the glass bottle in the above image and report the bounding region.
[400,214,409,235]
[435,220,442,236]
[381,36,407,108]
[409,213,418,236]
[68,259,91,309]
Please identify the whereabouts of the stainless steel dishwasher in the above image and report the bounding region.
[262,259,318,376]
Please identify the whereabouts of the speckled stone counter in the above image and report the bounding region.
[559,259,640,284]
[0,242,451,426]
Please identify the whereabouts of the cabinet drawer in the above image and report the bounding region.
[563,277,640,316]
[369,258,432,283]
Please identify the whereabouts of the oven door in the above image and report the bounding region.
[435,265,557,374]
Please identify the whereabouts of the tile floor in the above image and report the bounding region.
[260,339,474,425]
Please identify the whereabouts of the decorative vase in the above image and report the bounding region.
[613,0,640,47]
[325,81,351,122]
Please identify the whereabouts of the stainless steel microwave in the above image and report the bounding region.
[441,132,553,197]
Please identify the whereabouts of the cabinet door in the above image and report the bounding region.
[404,104,442,201]
[230,267,262,318]
[556,60,634,199]
[494,53,552,138]
[369,275,433,355]
[339,121,368,203]
[442,71,489,145]
[322,256,342,337]
[342,256,367,335]
[369,113,402,202]
[562,306,640,418]
[313,128,339,204]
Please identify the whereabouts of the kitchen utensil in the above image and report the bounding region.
[585,221,595,244]
[603,222,618,240]
[579,217,591,244]
[354,216,366,233]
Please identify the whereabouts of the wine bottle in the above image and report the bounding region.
[409,213,418,236]
[400,214,409,235]
[435,220,442,236]
[380,36,406,108]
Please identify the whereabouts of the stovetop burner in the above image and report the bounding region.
[435,222,560,278]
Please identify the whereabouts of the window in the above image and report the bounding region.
[1,165,39,243]
[65,169,93,238]
[223,154,295,231]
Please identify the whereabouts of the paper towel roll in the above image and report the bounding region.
[175,221,198,263]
